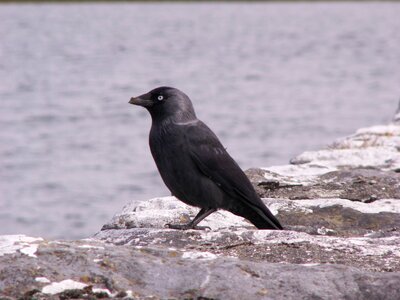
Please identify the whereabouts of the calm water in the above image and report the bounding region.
[0,2,399,239]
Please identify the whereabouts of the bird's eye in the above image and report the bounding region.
[157,95,164,101]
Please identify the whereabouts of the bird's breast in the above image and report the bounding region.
[149,124,190,175]
[149,124,201,201]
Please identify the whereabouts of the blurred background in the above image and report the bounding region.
[0,1,399,239]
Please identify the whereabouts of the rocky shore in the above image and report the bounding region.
[1,105,399,299]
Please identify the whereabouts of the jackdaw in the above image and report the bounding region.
[129,87,283,230]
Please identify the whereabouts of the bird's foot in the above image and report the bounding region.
[165,223,211,231]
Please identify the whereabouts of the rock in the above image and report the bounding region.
[247,168,400,201]
[1,234,400,300]
[247,122,400,201]
[99,196,400,238]
[94,196,400,272]
[1,110,400,299]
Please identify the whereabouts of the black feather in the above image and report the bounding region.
[130,87,283,230]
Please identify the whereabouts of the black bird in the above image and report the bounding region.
[129,87,283,230]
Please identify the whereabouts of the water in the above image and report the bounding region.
[0,2,399,239]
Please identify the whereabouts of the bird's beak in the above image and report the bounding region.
[129,93,153,107]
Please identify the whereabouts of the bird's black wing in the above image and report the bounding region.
[183,121,282,229]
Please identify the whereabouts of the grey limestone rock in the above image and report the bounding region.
[1,234,400,300]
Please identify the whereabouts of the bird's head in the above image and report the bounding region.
[129,86,197,122]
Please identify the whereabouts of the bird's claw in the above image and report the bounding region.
[195,225,212,231]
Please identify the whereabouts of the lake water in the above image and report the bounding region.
[0,2,399,239]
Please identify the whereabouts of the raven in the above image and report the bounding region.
[129,87,283,230]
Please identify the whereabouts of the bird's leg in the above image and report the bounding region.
[166,208,217,230]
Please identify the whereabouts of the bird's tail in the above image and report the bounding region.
[230,202,283,230]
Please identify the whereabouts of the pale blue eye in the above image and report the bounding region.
[157,95,164,101]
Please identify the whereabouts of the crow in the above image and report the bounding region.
[129,86,283,230]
